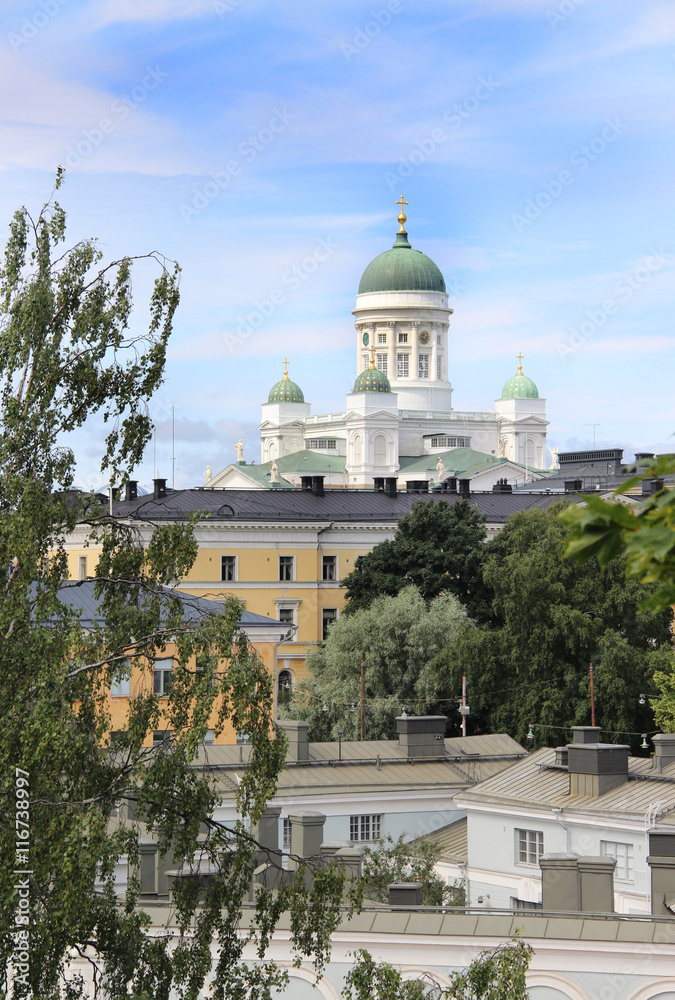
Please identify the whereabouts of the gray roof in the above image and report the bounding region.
[412,817,467,863]
[51,580,284,630]
[194,733,526,799]
[109,488,567,525]
[458,746,675,824]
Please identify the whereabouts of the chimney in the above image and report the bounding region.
[320,840,350,860]
[567,731,629,797]
[564,479,583,492]
[578,856,615,913]
[251,805,282,869]
[385,477,397,497]
[396,716,446,758]
[540,854,580,911]
[301,476,313,491]
[653,734,675,774]
[311,476,325,497]
[373,477,385,491]
[554,747,569,767]
[153,477,167,500]
[647,832,675,916]
[458,478,470,497]
[125,480,138,502]
[642,478,664,497]
[287,811,326,888]
[406,480,429,493]
[445,477,457,493]
[334,845,364,898]
[388,882,423,906]
[277,720,310,763]
[491,478,512,493]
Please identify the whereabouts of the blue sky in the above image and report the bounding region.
[1,0,674,488]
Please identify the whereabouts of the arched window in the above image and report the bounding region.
[374,434,387,467]
[278,669,293,706]
[353,434,363,466]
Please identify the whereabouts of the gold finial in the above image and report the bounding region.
[516,351,524,374]
[369,343,376,368]
[282,357,289,380]
[396,194,408,233]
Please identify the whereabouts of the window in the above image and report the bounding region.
[437,334,442,344]
[322,555,336,581]
[418,353,429,379]
[376,353,388,375]
[350,814,382,842]
[398,332,408,344]
[278,607,295,625]
[279,556,294,581]
[221,555,236,581]
[153,731,170,747]
[236,731,250,745]
[110,659,131,698]
[153,658,173,697]
[202,729,215,745]
[322,608,338,640]
[278,669,293,705]
[283,817,291,850]
[510,897,543,911]
[374,434,387,466]
[306,438,337,450]
[362,353,369,371]
[601,841,634,880]
[397,354,409,378]
[436,356,443,380]
[430,436,470,449]
[377,332,387,344]
[515,829,544,865]
[78,556,87,581]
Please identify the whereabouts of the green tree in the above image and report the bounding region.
[361,833,464,906]
[283,586,470,740]
[343,499,491,622]
[342,938,533,1000]
[0,178,347,1000]
[418,504,672,748]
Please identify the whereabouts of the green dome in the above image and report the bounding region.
[352,364,391,394]
[501,363,539,400]
[268,376,304,404]
[358,231,446,294]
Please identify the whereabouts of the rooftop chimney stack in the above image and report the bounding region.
[277,720,310,763]
[125,480,138,502]
[153,478,167,500]
[396,716,446,758]
[388,882,423,906]
[652,734,675,774]
[647,832,675,916]
[567,729,629,797]
[458,478,471,497]
[385,477,397,497]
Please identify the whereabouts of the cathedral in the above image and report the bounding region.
[209,201,549,490]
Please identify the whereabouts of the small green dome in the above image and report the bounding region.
[353,364,392,394]
[268,363,305,403]
[501,358,539,400]
[358,231,446,294]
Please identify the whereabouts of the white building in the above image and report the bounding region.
[210,203,549,491]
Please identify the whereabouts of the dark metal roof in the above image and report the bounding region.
[109,488,567,524]
[50,580,283,629]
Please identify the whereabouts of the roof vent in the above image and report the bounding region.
[458,478,471,497]
[406,480,429,493]
[153,478,167,500]
[396,715,446,758]
[125,480,138,502]
[554,747,569,767]
[388,882,423,906]
[492,478,512,493]
[564,479,583,492]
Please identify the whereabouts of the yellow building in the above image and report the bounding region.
[66,479,563,725]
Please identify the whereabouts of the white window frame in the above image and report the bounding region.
[362,353,369,371]
[397,353,409,378]
[220,554,237,582]
[601,840,634,881]
[153,657,173,697]
[350,814,382,843]
[110,658,132,698]
[376,352,388,376]
[322,555,337,581]
[515,828,544,866]
[418,353,429,379]
[282,817,291,850]
[377,332,387,344]
[322,607,338,639]
[78,555,87,581]
[436,355,443,380]
[279,555,294,582]
[398,332,408,344]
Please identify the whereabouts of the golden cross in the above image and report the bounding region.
[516,352,524,372]
[282,357,289,379]
[396,195,408,232]
[370,343,376,367]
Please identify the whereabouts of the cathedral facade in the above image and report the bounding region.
[212,204,548,490]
